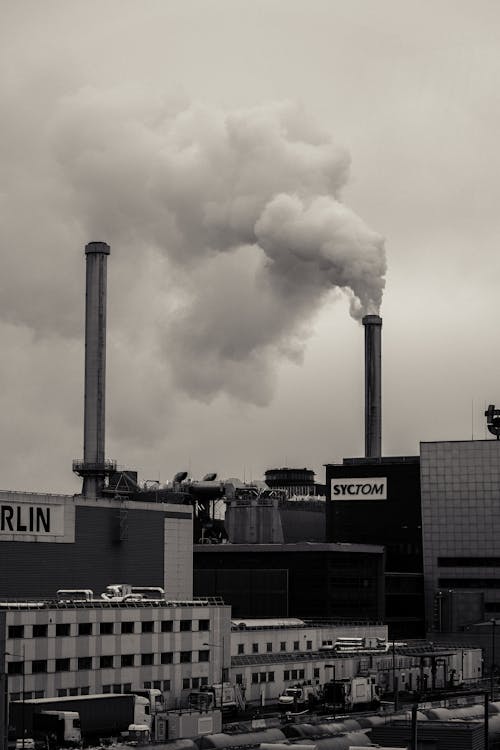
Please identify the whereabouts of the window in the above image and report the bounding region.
[306,640,312,650]
[143,681,151,689]
[32,660,47,674]
[200,677,208,687]
[268,672,274,682]
[161,652,173,664]
[182,678,190,690]
[102,685,111,694]
[69,688,78,696]
[252,643,259,653]
[78,622,92,636]
[163,680,171,691]
[100,655,114,669]
[259,672,266,683]
[80,687,90,695]
[56,624,70,637]
[198,650,209,662]
[299,669,305,679]
[313,668,320,679]
[192,677,200,689]
[78,657,92,670]
[291,670,298,680]
[153,681,162,690]
[100,622,113,635]
[180,651,192,663]
[141,621,154,633]
[33,624,48,638]
[113,684,122,694]
[237,644,244,654]
[55,658,70,672]
[34,691,45,699]
[11,693,21,702]
[284,670,290,681]
[57,689,68,697]
[180,620,192,632]
[280,642,286,652]
[23,692,33,700]
[235,674,243,684]
[251,673,258,684]
[293,641,300,651]
[8,662,23,675]
[141,653,154,666]
[121,654,135,667]
[198,619,210,631]
[123,684,132,693]
[266,642,272,653]
[161,620,173,632]
[8,625,24,639]
[121,621,134,634]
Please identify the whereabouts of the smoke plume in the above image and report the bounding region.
[6,89,386,405]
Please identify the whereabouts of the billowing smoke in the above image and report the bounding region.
[8,89,386,406]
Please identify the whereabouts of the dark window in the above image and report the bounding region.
[8,662,23,675]
[153,680,162,690]
[180,620,192,632]
[100,622,113,635]
[163,680,171,691]
[252,643,259,653]
[161,652,173,664]
[180,651,191,663]
[280,642,286,652]
[121,621,135,634]
[141,653,154,666]
[100,655,113,669]
[11,693,21,701]
[161,620,173,632]
[55,658,70,672]
[102,685,111,694]
[200,677,208,687]
[307,640,313,650]
[57,689,68,697]
[33,624,48,638]
[78,622,92,636]
[78,657,92,670]
[143,681,151,689]
[266,642,272,652]
[121,654,134,667]
[252,673,258,684]
[198,650,209,662]
[34,691,45,698]
[198,619,210,631]
[268,671,275,682]
[284,670,290,680]
[56,624,70,637]
[80,686,90,695]
[69,688,78,696]
[8,625,24,639]
[123,683,132,693]
[313,668,320,678]
[32,660,47,674]
[23,692,33,700]
[235,674,243,684]
[192,677,200,689]
[142,621,154,633]
[299,669,305,679]
[291,670,298,679]
[259,672,266,682]
[237,644,244,654]
[113,684,121,694]
[182,678,190,689]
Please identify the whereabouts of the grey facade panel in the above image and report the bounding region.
[0,506,164,599]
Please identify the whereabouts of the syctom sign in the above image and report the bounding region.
[331,477,387,500]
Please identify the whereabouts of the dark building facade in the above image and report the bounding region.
[325,456,424,638]
[193,542,385,621]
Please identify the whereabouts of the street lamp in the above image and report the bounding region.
[6,647,25,750]
[202,638,225,712]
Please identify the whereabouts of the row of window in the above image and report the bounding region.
[8,620,210,640]
[8,650,210,675]
[237,640,313,655]
[9,679,183,702]
[233,667,321,685]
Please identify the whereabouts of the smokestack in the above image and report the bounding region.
[73,241,115,497]
[362,314,382,458]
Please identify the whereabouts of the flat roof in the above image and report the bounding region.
[325,455,419,467]
[193,542,384,554]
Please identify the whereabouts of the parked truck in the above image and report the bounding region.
[10,694,152,743]
[278,685,321,711]
[323,676,380,711]
[9,705,81,748]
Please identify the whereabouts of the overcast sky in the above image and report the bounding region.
[2,1,500,494]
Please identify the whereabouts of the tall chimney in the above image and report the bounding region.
[73,242,115,497]
[362,314,382,458]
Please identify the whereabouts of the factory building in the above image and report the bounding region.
[0,491,193,600]
[193,541,385,621]
[421,439,500,630]
[326,456,424,639]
